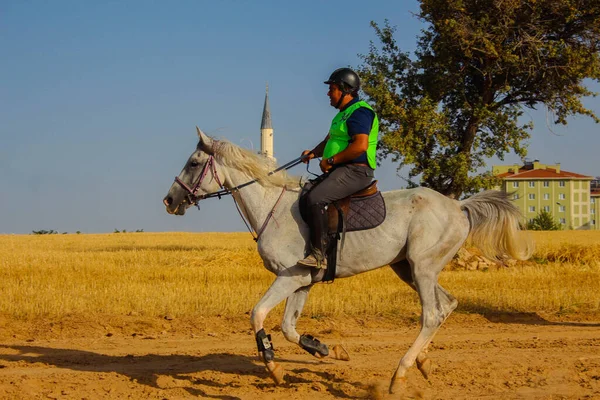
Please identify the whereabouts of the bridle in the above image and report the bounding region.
[172,154,306,241]
[174,155,226,205]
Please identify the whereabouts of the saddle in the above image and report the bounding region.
[326,180,386,234]
[299,179,387,283]
[299,179,386,232]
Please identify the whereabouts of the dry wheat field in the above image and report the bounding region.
[0,231,598,399]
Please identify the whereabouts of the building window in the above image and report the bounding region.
[529,181,535,188]
[593,219,596,225]
[513,194,519,200]
[543,193,550,200]
[559,181,565,187]
[560,218,566,224]
[544,206,550,212]
[543,181,549,187]
[512,182,519,188]
[529,193,535,200]
[591,198,595,204]
[559,193,565,200]
[592,209,596,215]
[559,206,566,212]
[529,206,535,212]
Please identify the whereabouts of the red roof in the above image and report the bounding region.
[592,189,600,196]
[497,167,592,179]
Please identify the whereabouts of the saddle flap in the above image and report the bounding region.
[327,199,350,232]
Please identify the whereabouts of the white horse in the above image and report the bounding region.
[163,128,533,394]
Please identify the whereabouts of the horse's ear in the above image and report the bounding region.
[196,126,214,154]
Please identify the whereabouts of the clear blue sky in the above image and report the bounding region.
[1,1,598,234]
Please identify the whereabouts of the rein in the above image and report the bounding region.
[173,155,306,241]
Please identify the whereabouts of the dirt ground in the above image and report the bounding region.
[0,314,598,400]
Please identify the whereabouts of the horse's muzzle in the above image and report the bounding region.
[163,196,187,215]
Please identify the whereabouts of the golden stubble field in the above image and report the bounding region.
[1,231,598,322]
[0,231,598,399]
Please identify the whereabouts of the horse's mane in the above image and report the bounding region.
[211,139,301,189]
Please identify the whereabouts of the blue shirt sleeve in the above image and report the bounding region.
[345,106,374,165]
[346,107,374,137]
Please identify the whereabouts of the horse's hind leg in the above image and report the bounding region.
[391,259,458,324]
[251,270,311,385]
[389,252,459,393]
[390,260,458,379]
[416,283,457,378]
[392,262,458,330]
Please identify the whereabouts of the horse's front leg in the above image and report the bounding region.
[281,285,350,361]
[281,285,327,358]
[251,268,311,385]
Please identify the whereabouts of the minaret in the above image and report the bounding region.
[260,83,274,159]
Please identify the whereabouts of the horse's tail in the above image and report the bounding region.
[460,190,533,261]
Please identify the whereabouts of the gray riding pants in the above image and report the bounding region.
[305,164,375,207]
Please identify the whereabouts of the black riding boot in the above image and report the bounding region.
[298,203,329,269]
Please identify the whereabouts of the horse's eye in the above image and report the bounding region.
[190,161,200,168]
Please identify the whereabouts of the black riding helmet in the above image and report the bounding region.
[324,68,360,95]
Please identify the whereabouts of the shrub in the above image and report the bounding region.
[527,211,562,231]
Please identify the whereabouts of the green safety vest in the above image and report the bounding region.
[322,100,379,169]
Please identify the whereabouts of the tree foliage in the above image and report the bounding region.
[527,210,562,230]
[32,229,59,235]
[358,0,600,198]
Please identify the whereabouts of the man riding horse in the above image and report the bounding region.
[299,67,379,269]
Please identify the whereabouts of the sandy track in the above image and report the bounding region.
[0,315,598,399]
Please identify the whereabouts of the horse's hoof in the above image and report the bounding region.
[417,357,432,379]
[389,375,407,394]
[332,344,350,361]
[266,361,285,385]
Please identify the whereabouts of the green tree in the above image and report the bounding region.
[527,210,562,230]
[358,0,600,198]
